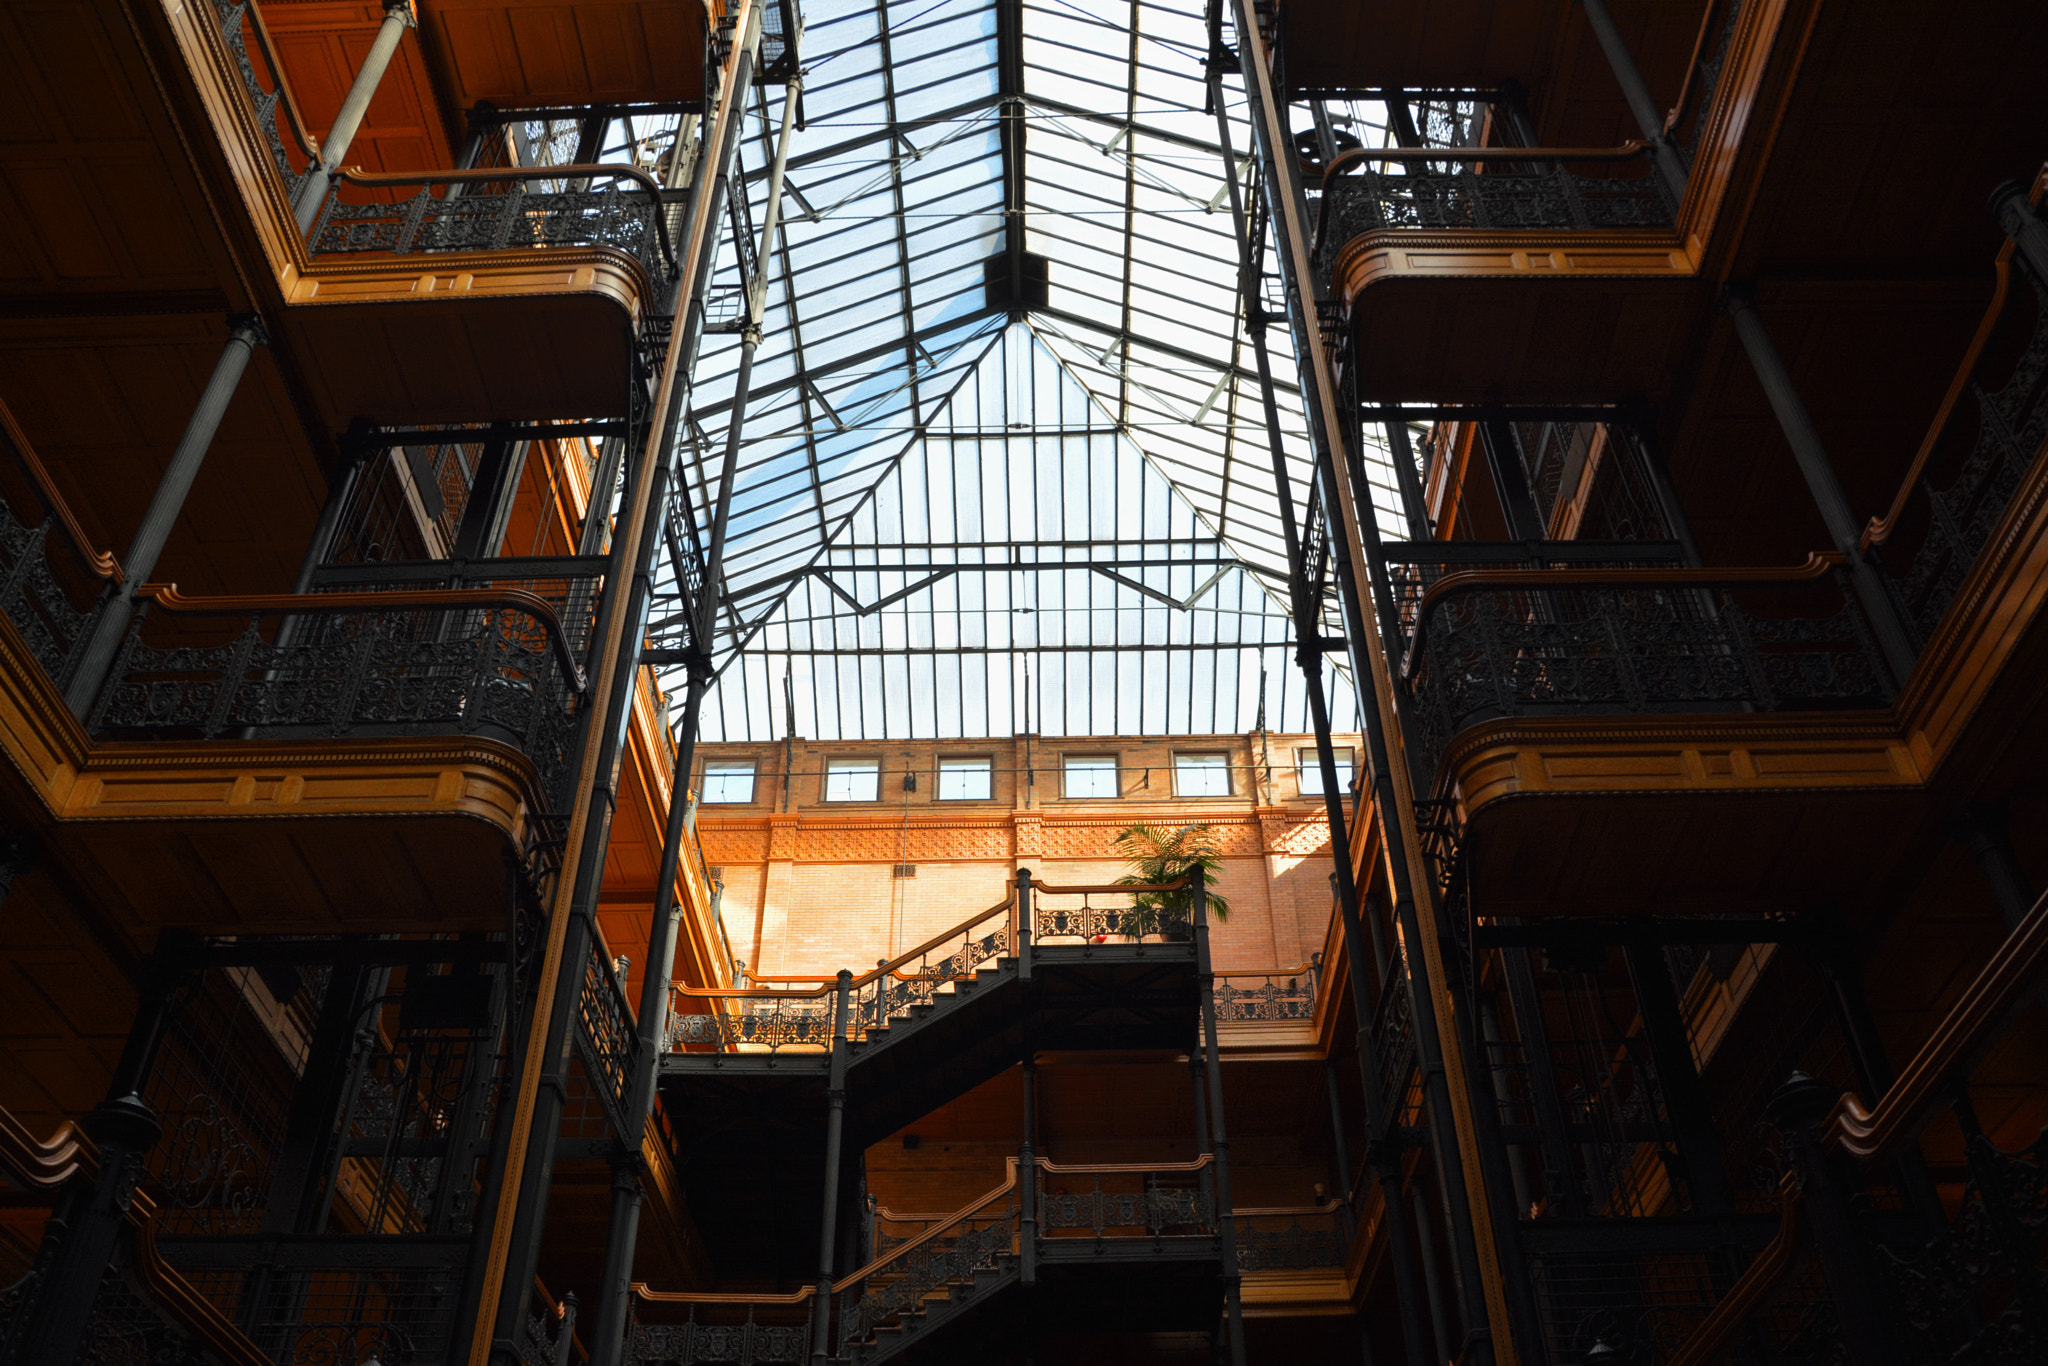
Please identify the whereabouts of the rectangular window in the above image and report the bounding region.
[1173,752,1231,797]
[1296,747,1355,797]
[701,760,756,804]
[1063,755,1120,799]
[823,757,880,802]
[937,756,993,801]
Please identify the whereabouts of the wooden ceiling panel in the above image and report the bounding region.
[261,2,459,179]
[418,1,708,109]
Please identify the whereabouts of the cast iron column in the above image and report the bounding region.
[809,972,852,1366]
[1724,287,1919,681]
[293,0,418,230]
[16,937,192,1364]
[1193,874,1247,1366]
[1574,0,1689,204]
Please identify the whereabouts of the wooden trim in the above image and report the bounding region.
[1664,1175,1804,1366]
[1825,886,2048,1164]
[0,395,122,583]
[1034,1155,1214,1175]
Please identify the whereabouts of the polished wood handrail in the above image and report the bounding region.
[1403,553,1845,679]
[0,397,122,583]
[330,163,678,273]
[0,1110,94,1187]
[1664,1174,1804,1366]
[633,1284,818,1306]
[1034,1155,1213,1175]
[833,1159,1020,1292]
[134,1221,273,1366]
[1864,164,2048,550]
[1824,885,2048,1164]
[1233,1199,1344,1219]
[1662,0,1729,138]
[237,0,323,163]
[1028,875,1194,895]
[674,892,1017,1001]
[134,581,587,688]
[1216,962,1314,980]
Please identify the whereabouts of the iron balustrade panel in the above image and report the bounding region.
[837,1207,1017,1354]
[0,1249,216,1366]
[212,0,309,203]
[1317,157,1672,276]
[576,938,640,1137]
[666,994,833,1052]
[1403,577,1893,785]
[1213,963,1319,1022]
[310,181,671,285]
[1878,1129,2048,1362]
[1883,270,2048,643]
[0,493,109,692]
[90,602,583,807]
[1036,1181,1216,1239]
[1383,539,1690,663]
[630,1308,813,1366]
[1671,0,1751,172]
[1232,1208,1347,1272]
[1369,955,1417,1132]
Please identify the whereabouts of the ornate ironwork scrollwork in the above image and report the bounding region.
[1213,967,1318,1022]
[838,1210,1017,1354]
[576,941,640,1135]
[311,181,671,284]
[631,1312,810,1366]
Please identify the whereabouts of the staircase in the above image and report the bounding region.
[657,877,1202,1281]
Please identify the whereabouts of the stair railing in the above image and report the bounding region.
[1027,874,1198,944]
[668,890,1019,1052]
[833,1160,1021,1355]
[1864,165,2048,644]
[1661,886,2048,1364]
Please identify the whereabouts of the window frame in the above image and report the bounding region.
[1061,753,1122,800]
[821,755,883,803]
[935,755,995,802]
[1171,751,1232,798]
[700,759,758,805]
[1295,746,1355,798]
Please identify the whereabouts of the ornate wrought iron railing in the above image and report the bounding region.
[1866,173,2048,645]
[310,164,678,286]
[1035,1157,1217,1240]
[0,398,121,694]
[669,890,1020,1053]
[1401,554,1896,784]
[1030,875,1202,944]
[1213,961,1319,1022]
[576,939,639,1139]
[86,584,588,805]
[628,1293,813,1366]
[1383,538,1690,656]
[1233,1201,1348,1272]
[1314,143,1672,272]
[1368,955,1416,1131]
[837,1167,1019,1357]
[211,0,322,205]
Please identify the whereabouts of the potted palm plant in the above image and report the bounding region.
[1112,823,1230,941]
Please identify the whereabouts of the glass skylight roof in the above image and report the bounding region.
[652,0,1406,742]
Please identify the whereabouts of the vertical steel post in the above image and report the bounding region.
[1193,874,1247,1366]
[1623,945,1735,1214]
[65,315,268,717]
[1573,0,1689,203]
[293,0,418,230]
[810,971,852,1366]
[1767,1074,1906,1365]
[1723,287,1918,681]
[1020,1052,1039,1286]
